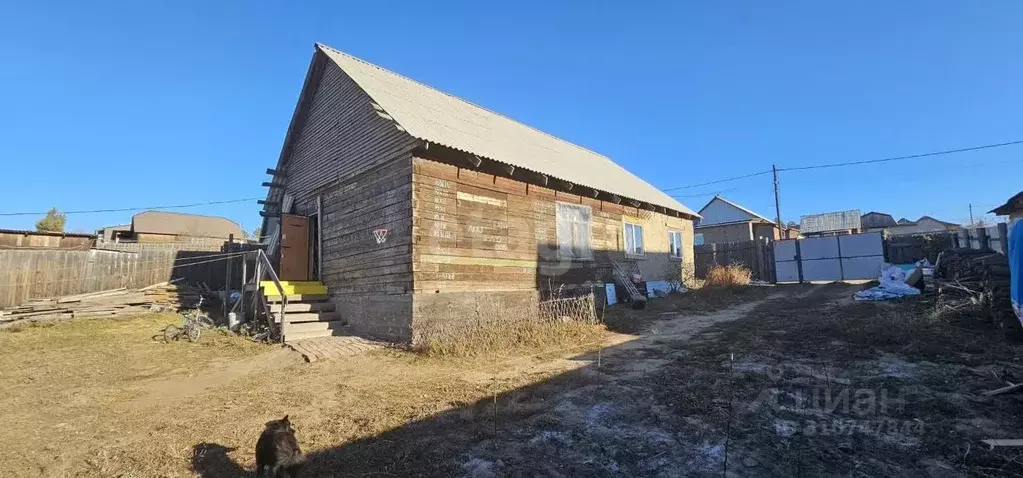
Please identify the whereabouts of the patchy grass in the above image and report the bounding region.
[603,284,778,334]
[648,284,1023,476]
[0,313,269,476]
[705,264,753,287]
[13,285,1013,476]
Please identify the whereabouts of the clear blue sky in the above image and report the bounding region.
[2,1,1021,233]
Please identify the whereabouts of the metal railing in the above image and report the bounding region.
[255,248,287,341]
[611,259,646,305]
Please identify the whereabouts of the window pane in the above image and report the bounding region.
[634,225,644,253]
[624,223,635,253]
[557,203,591,259]
[694,233,705,246]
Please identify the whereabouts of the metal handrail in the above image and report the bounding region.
[256,248,287,341]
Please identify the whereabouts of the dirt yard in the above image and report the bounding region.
[3,284,1023,476]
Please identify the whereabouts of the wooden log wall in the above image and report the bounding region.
[318,157,414,296]
[411,157,696,294]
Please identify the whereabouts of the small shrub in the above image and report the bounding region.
[705,264,752,287]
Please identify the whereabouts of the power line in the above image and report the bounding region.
[663,170,772,191]
[664,139,1023,191]
[0,197,260,217]
[671,186,744,199]
[777,140,1023,172]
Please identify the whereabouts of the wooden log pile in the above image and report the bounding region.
[0,281,217,329]
[934,248,1015,329]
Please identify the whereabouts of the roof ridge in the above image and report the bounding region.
[316,43,615,162]
[135,210,241,225]
[700,195,772,222]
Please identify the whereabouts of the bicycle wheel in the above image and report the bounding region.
[186,323,201,342]
[163,325,180,343]
[195,314,215,329]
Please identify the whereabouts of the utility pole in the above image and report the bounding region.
[969,203,974,226]
[772,164,783,227]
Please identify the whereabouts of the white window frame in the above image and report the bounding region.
[556,202,593,260]
[623,220,645,257]
[694,233,705,246]
[669,230,683,259]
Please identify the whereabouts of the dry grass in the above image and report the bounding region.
[412,320,607,358]
[0,312,612,476]
[0,313,268,476]
[704,263,752,287]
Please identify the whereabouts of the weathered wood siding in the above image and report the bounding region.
[0,248,244,309]
[695,222,753,245]
[279,54,418,215]
[317,157,414,341]
[0,232,94,250]
[410,157,694,341]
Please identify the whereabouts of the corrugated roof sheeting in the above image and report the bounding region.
[800,209,862,233]
[317,45,697,217]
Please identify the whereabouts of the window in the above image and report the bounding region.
[556,203,592,259]
[624,221,644,256]
[694,233,705,246]
[669,230,683,258]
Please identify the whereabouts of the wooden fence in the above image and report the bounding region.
[0,244,251,309]
[885,232,958,264]
[694,238,775,282]
[886,224,1010,264]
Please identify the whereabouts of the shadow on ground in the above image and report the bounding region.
[191,283,1023,477]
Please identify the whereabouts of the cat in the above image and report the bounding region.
[255,415,305,478]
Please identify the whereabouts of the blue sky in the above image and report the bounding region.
[1,1,1021,233]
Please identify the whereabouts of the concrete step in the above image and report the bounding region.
[280,302,335,313]
[283,321,348,341]
[275,312,344,324]
[266,294,329,303]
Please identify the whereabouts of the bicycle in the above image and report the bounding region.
[162,296,216,343]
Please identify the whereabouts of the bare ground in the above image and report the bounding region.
[3,284,1022,476]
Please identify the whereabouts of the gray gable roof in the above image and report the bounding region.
[316,44,696,217]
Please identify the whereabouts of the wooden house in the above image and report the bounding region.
[259,44,699,343]
[694,195,797,245]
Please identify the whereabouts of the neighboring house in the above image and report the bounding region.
[991,191,1023,223]
[694,196,797,245]
[259,43,699,343]
[0,229,95,250]
[100,211,243,245]
[897,218,913,225]
[861,211,898,232]
[800,210,862,236]
[884,216,960,235]
[96,224,130,243]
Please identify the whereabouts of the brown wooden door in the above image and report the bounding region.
[279,213,310,281]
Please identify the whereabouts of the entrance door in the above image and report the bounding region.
[279,213,310,281]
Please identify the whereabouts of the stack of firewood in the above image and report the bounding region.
[0,281,217,329]
[934,248,1014,329]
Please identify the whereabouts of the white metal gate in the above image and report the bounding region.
[774,232,885,283]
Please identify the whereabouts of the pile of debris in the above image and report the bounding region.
[0,281,218,329]
[933,248,1014,328]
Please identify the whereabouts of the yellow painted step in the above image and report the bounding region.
[260,281,328,296]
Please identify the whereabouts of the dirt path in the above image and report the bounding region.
[128,347,302,406]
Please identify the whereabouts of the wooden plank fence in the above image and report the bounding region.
[885,231,958,264]
[694,238,775,282]
[0,244,251,309]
